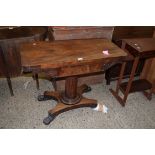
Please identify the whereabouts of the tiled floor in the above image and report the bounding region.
[0,77,155,128]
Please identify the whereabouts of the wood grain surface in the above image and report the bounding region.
[123,38,155,57]
[20,39,127,69]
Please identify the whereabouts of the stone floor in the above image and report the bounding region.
[0,76,155,129]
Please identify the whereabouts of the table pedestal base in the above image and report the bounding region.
[38,84,97,125]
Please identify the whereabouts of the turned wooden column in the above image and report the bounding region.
[65,77,78,99]
[61,76,81,105]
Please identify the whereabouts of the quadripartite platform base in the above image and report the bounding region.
[38,84,97,125]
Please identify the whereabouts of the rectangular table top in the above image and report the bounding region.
[123,38,155,58]
[20,39,127,70]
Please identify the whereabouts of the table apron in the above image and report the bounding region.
[42,60,123,78]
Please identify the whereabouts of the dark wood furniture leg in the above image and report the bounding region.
[110,57,140,106]
[123,57,140,102]
[50,77,57,91]
[0,46,14,96]
[33,73,39,90]
[38,76,97,125]
[110,62,127,106]
[116,62,126,94]
[6,77,14,96]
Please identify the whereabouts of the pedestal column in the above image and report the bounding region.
[61,76,81,104]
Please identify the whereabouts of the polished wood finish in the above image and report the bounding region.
[20,39,127,76]
[110,38,155,106]
[64,77,78,99]
[55,72,105,91]
[48,26,114,89]
[48,97,97,120]
[0,26,47,95]
[20,39,127,124]
[124,38,155,58]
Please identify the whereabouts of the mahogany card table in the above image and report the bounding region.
[110,38,155,106]
[20,39,127,125]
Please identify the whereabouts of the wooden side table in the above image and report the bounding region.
[105,26,155,85]
[20,39,127,125]
[110,38,155,106]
